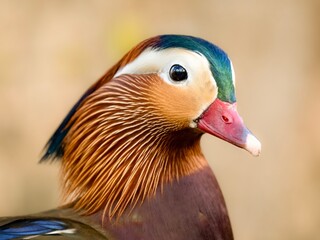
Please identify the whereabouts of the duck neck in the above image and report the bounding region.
[88,165,233,240]
[63,127,207,218]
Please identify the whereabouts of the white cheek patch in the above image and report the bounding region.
[115,47,219,128]
[114,49,162,78]
[114,48,215,87]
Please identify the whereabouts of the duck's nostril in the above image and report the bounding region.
[222,115,231,124]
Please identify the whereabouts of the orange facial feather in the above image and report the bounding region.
[61,74,207,219]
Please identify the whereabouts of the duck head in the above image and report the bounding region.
[41,35,261,218]
[114,35,261,156]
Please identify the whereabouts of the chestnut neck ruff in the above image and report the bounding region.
[61,74,207,220]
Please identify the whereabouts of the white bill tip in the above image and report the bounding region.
[245,133,261,156]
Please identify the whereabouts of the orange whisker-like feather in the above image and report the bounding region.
[60,74,207,220]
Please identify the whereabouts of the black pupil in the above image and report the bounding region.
[169,64,188,81]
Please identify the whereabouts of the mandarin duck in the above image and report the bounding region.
[0,35,261,240]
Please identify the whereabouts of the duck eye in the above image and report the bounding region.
[169,64,188,82]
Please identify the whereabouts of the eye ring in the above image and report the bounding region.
[169,64,188,82]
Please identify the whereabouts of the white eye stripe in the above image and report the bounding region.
[114,48,216,87]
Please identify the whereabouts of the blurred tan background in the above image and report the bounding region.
[0,0,319,239]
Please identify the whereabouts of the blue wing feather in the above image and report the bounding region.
[0,219,69,239]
